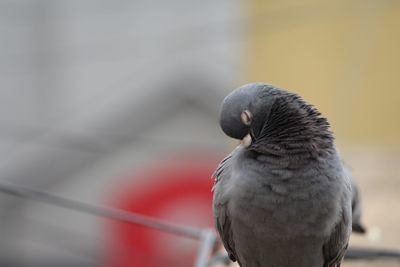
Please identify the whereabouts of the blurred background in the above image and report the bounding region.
[0,0,399,266]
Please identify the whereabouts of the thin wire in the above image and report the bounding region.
[194,230,217,267]
[0,180,203,240]
[345,247,400,260]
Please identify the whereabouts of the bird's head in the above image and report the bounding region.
[219,83,333,156]
[219,83,274,145]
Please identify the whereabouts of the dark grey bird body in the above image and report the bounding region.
[213,83,352,267]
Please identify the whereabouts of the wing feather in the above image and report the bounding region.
[212,153,232,188]
[323,210,351,267]
[213,152,238,262]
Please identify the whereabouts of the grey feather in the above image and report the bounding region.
[213,83,352,267]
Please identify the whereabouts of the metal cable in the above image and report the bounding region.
[0,180,203,240]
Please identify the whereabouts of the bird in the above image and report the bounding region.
[212,83,353,267]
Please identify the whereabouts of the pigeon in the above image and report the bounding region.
[212,83,352,267]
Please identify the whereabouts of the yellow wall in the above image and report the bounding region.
[245,0,400,146]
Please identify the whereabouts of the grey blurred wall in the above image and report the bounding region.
[0,1,243,266]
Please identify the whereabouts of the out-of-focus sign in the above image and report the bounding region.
[105,156,218,267]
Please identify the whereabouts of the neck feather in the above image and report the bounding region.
[249,92,334,160]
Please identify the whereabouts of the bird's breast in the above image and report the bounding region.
[225,159,343,238]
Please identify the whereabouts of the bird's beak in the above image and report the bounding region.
[241,134,252,148]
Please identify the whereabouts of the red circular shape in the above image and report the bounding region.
[105,157,218,267]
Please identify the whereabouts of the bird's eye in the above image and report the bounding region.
[241,110,253,126]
